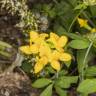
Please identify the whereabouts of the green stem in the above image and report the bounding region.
[81,33,96,81]
[56,72,59,78]
[68,8,85,33]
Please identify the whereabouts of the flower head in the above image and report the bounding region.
[77,18,88,27]
[19,31,72,73]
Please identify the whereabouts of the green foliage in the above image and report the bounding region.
[77,49,87,74]
[77,79,96,94]
[40,84,53,96]
[55,86,67,96]
[21,61,32,73]
[74,3,87,10]
[32,78,52,88]
[77,48,95,75]
[55,76,78,88]
[85,66,96,77]
[69,39,90,49]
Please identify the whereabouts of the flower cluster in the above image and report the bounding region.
[19,31,71,73]
[77,18,96,33]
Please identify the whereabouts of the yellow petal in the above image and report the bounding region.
[40,56,48,66]
[58,36,68,47]
[39,44,51,57]
[56,46,64,52]
[30,31,39,42]
[51,60,60,71]
[50,32,59,41]
[47,38,57,47]
[39,33,48,39]
[34,63,44,73]
[19,45,32,55]
[52,50,61,60]
[60,53,72,61]
[35,37,45,46]
[77,18,88,27]
[30,44,39,54]
[34,56,48,73]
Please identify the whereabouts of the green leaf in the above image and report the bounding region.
[21,61,32,73]
[52,0,79,31]
[69,39,90,49]
[64,60,71,68]
[77,79,96,94]
[55,76,78,88]
[40,84,53,96]
[58,70,68,77]
[54,25,85,40]
[90,6,96,17]
[77,49,95,74]
[32,78,52,88]
[85,66,96,77]
[74,3,87,10]
[77,49,87,74]
[55,86,67,96]
[46,66,56,74]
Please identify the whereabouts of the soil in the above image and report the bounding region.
[0,71,40,96]
[0,4,38,96]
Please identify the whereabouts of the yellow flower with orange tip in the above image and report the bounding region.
[19,31,72,74]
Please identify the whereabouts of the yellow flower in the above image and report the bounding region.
[90,28,96,33]
[39,43,51,57]
[58,36,68,47]
[34,32,71,73]
[56,36,68,52]
[19,44,39,54]
[19,31,72,73]
[47,32,68,52]
[30,31,39,43]
[34,49,72,73]
[34,56,48,73]
[50,32,59,40]
[30,44,39,54]
[20,31,48,55]
[39,33,48,39]
[19,45,32,55]
[77,18,88,27]
[59,53,72,61]
[47,32,58,47]
[51,60,60,71]
[34,55,61,73]
[51,50,61,60]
